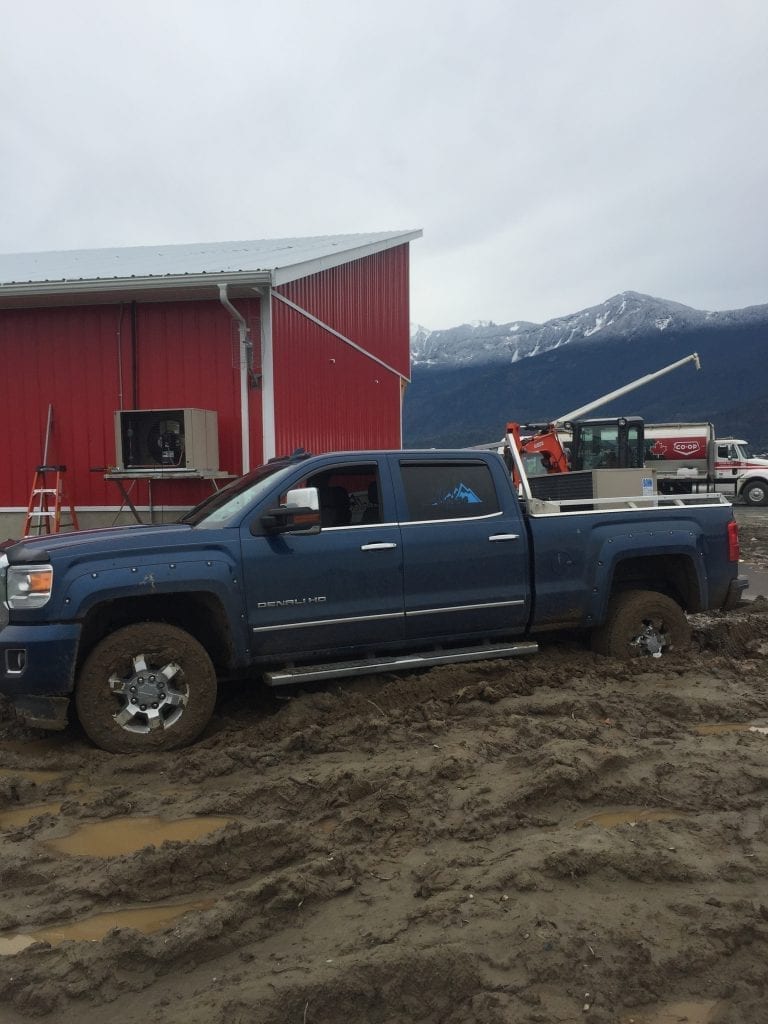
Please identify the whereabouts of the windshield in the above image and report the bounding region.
[178,462,297,527]
[735,443,756,460]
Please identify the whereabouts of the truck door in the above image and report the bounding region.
[392,456,530,640]
[717,443,741,477]
[240,459,404,656]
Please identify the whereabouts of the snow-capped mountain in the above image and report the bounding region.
[411,292,768,368]
[404,292,768,451]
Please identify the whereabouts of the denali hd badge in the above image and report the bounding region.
[257,596,327,609]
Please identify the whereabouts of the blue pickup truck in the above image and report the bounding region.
[0,448,747,752]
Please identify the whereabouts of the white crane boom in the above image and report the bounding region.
[552,352,701,426]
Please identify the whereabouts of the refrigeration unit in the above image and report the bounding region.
[114,408,219,472]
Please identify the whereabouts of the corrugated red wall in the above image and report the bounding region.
[0,299,254,510]
[272,245,410,457]
[1,304,125,509]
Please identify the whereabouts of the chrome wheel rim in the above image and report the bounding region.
[108,653,188,734]
[630,619,669,657]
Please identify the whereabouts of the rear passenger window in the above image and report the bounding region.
[400,462,500,521]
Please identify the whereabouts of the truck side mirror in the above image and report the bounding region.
[258,486,321,535]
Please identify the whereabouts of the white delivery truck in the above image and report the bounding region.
[646,422,768,505]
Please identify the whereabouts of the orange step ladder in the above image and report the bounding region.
[23,465,80,537]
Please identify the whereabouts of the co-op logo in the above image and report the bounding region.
[672,441,703,455]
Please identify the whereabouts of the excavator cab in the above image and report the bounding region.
[569,417,645,472]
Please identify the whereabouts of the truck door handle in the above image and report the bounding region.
[361,542,398,551]
[489,533,520,542]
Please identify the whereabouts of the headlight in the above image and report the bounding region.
[7,565,54,609]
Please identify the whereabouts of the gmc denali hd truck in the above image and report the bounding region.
[0,445,747,752]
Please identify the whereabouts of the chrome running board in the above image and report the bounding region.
[264,640,539,687]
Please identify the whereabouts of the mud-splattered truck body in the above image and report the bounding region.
[0,448,747,752]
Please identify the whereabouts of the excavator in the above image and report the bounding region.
[504,353,701,488]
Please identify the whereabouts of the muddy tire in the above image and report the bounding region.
[742,479,768,507]
[75,623,217,753]
[591,590,690,659]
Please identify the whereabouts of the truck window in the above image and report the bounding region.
[283,463,381,528]
[399,462,500,522]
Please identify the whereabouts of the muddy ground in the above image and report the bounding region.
[0,510,767,1024]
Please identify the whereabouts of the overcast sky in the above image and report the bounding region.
[2,1,767,329]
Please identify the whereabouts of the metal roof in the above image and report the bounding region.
[0,230,422,306]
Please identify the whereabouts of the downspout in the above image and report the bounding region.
[258,286,275,462]
[218,284,254,474]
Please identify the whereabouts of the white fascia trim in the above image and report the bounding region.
[270,231,422,287]
[0,270,274,302]
[271,291,410,382]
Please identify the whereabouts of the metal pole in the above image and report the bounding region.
[553,353,701,424]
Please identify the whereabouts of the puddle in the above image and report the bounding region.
[0,802,62,829]
[315,816,340,834]
[0,935,37,955]
[694,722,750,735]
[576,808,684,828]
[0,768,64,785]
[45,815,233,857]
[694,721,768,736]
[0,898,215,954]
[642,999,720,1023]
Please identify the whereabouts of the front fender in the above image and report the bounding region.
[60,557,242,619]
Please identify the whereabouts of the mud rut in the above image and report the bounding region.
[0,600,767,1023]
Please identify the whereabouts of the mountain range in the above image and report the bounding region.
[404,292,768,450]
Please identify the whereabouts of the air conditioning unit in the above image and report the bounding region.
[114,408,219,472]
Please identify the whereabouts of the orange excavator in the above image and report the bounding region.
[504,353,701,488]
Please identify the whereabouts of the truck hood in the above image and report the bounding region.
[4,523,210,566]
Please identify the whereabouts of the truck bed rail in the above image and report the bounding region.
[526,492,730,516]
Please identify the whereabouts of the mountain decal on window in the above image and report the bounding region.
[433,483,483,505]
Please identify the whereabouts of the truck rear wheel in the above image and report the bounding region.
[75,623,217,753]
[591,590,690,659]
[742,480,768,506]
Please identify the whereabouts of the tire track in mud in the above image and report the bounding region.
[0,603,767,1022]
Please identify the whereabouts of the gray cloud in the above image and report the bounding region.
[2,0,766,329]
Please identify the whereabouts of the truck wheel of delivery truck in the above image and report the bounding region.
[75,622,218,753]
[591,590,690,660]
[742,480,768,507]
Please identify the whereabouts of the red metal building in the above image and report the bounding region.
[0,231,420,531]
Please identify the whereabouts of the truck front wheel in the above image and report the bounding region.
[591,590,691,659]
[75,623,217,753]
[741,480,768,506]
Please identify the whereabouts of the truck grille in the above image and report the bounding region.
[0,554,8,630]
